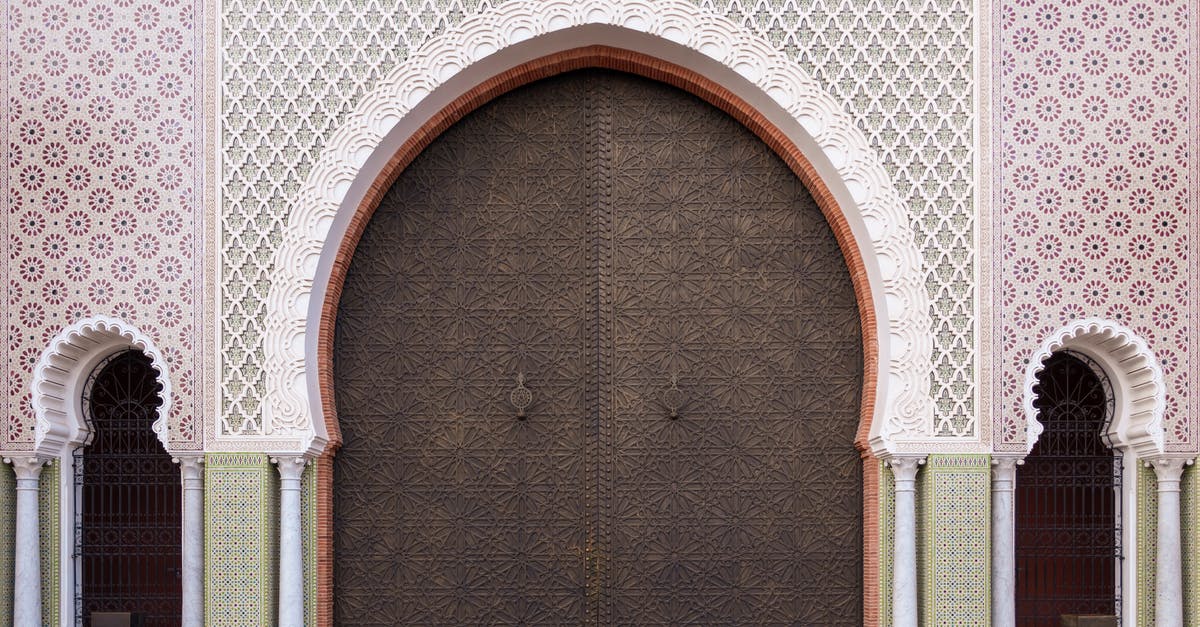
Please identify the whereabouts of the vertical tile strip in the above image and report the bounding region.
[301,460,317,626]
[880,460,895,627]
[919,455,990,626]
[0,463,14,627]
[1183,464,1199,625]
[38,460,59,627]
[1138,463,1158,626]
[204,453,277,627]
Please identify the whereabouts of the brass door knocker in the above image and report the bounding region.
[510,373,533,419]
[663,374,684,420]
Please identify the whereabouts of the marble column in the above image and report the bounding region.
[1150,457,1190,627]
[889,456,924,627]
[991,456,1021,627]
[274,456,308,627]
[6,456,45,627]
[176,455,205,627]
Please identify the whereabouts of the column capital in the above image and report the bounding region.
[991,455,1022,493]
[1146,457,1194,487]
[271,455,309,482]
[174,454,205,482]
[887,455,925,482]
[4,454,49,481]
[991,455,1024,471]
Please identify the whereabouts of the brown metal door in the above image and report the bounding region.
[333,70,863,625]
[601,75,863,623]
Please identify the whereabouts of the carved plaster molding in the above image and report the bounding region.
[1023,318,1166,457]
[30,316,173,457]
[260,0,935,455]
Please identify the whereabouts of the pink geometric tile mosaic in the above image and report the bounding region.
[995,0,1194,451]
[2,0,203,448]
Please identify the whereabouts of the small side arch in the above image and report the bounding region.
[31,316,173,457]
[1023,318,1166,456]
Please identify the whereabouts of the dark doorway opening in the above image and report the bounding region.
[76,350,181,626]
[1016,350,1121,626]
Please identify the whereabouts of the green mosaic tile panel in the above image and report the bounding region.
[0,464,14,627]
[1137,464,1157,627]
[915,462,926,624]
[919,455,990,626]
[205,453,278,627]
[302,462,317,627]
[880,460,894,627]
[1184,464,1200,626]
[38,460,59,627]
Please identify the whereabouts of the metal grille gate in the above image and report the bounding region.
[75,350,182,626]
[332,70,864,624]
[1016,350,1121,625]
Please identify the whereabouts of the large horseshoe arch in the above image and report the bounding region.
[332,68,865,623]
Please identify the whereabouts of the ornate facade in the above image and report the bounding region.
[0,0,1195,625]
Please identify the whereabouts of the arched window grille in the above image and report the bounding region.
[1016,350,1121,626]
[75,350,181,626]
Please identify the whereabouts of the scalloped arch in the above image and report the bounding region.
[260,0,935,455]
[31,316,173,457]
[1023,318,1166,457]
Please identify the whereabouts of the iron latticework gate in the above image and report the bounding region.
[332,70,864,624]
[76,350,182,626]
[1016,351,1121,625]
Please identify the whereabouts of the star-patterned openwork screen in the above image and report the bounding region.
[332,70,864,624]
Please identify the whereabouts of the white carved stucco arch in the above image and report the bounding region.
[31,316,173,457]
[261,0,935,456]
[1023,318,1166,457]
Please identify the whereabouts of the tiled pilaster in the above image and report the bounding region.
[205,453,278,626]
[918,454,990,625]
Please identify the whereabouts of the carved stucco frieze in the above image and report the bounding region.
[253,0,936,455]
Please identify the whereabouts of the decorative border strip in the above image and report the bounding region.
[0,464,14,627]
[258,0,935,456]
[38,460,59,627]
[1,0,10,446]
[1183,464,1200,624]
[880,461,895,626]
[1138,464,1158,626]
[301,460,316,627]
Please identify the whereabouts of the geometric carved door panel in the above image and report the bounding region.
[334,70,863,625]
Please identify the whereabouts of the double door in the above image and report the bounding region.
[332,69,863,624]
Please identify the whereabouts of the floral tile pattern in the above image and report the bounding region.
[996,0,1193,451]
[2,0,204,448]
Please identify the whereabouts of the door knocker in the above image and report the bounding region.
[510,372,533,420]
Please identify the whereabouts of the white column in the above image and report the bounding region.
[6,456,45,627]
[991,456,1021,627]
[176,455,205,627]
[889,455,924,627]
[274,456,308,627]
[1150,457,1190,627]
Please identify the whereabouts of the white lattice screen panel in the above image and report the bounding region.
[218,0,975,439]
